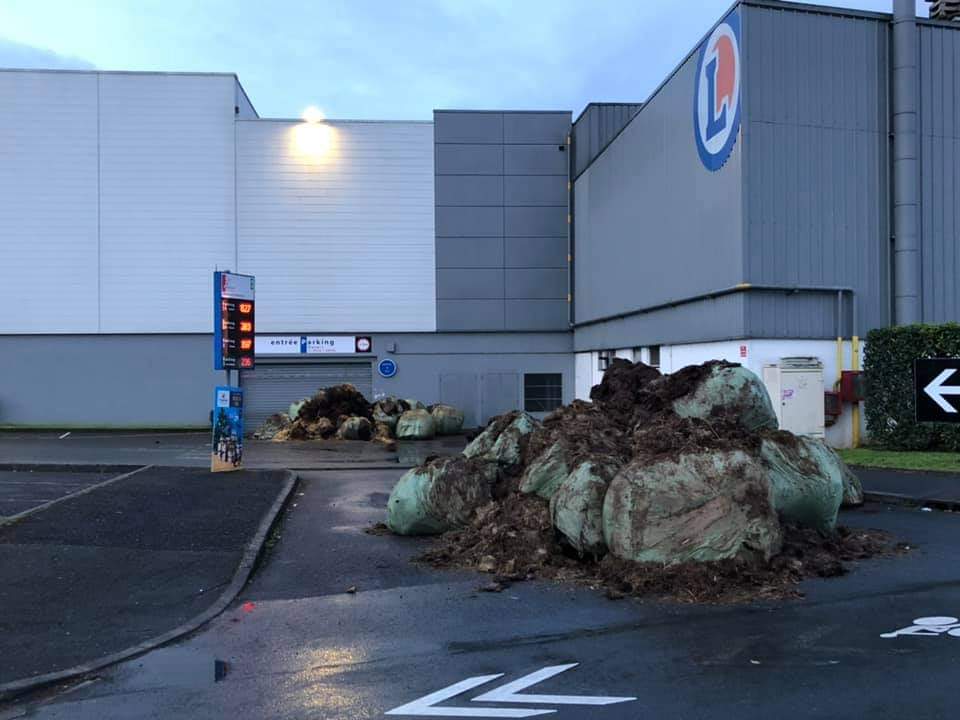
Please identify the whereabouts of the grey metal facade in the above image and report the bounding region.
[0,333,573,429]
[572,24,745,349]
[919,20,960,323]
[571,103,643,179]
[573,1,960,353]
[741,1,890,338]
[434,111,571,332]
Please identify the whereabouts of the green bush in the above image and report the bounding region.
[864,323,960,450]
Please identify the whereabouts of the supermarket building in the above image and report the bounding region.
[1,0,958,447]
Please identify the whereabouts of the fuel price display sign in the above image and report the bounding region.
[214,271,255,371]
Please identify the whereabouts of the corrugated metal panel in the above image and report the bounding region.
[572,47,744,340]
[919,22,960,323]
[572,103,642,179]
[238,120,436,332]
[0,71,100,333]
[574,294,747,352]
[742,5,889,337]
[99,74,237,332]
[241,362,373,429]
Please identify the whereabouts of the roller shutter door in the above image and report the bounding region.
[241,362,373,430]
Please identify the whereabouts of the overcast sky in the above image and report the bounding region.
[0,0,931,120]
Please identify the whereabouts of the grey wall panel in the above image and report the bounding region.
[0,335,221,427]
[919,23,960,324]
[434,112,503,144]
[481,372,520,422]
[573,295,746,352]
[504,145,568,175]
[573,43,743,330]
[572,103,643,178]
[0,331,572,428]
[435,206,504,237]
[506,237,567,268]
[505,206,567,237]
[436,175,503,206]
[439,373,480,426]
[436,237,504,268]
[437,269,504,299]
[742,5,890,338]
[506,269,567,299]
[436,300,505,330]
[503,113,570,144]
[506,300,569,331]
[503,175,567,206]
[435,110,571,332]
[435,144,503,174]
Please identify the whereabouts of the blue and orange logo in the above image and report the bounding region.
[693,10,741,171]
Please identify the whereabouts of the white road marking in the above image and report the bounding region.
[471,664,637,706]
[58,431,71,439]
[923,369,960,413]
[384,664,637,717]
[385,674,554,717]
[881,616,960,638]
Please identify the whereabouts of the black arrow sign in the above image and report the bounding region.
[915,358,960,423]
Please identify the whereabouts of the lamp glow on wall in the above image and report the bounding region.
[291,105,336,162]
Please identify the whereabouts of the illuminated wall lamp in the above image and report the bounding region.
[292,104,335,160]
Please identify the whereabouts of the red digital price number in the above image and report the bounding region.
[220,299,256,370]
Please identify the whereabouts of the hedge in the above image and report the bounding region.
[864,323,960,450]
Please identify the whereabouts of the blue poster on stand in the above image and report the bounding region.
[211,386,243,472]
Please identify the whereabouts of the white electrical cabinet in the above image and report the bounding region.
[762,357,825,438]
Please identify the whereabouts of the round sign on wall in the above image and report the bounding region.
[693,9,741,171]
[377,358,397,378]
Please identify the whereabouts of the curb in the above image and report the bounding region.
[863,490,960,512]
[0,466,152,530]
[0,469,299,703]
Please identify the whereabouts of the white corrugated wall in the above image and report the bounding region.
[98,74,237,332]
[0,71,100,333]
[236,120,437,332]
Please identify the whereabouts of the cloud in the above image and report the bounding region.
[0,37,94,70]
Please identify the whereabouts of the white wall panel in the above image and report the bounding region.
[237,120,436,332]
[0,71,99,332]
[98,74,237,332]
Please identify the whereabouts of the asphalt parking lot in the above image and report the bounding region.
[7,467,959,720]
[0,470,122,520]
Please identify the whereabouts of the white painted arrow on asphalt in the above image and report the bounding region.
[924,369,960,413]
[384,663,637,717]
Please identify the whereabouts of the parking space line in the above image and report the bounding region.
[0,465,153,528]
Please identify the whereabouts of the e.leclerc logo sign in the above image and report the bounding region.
[693,9,741,171]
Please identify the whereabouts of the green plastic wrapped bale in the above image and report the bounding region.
[672,364,778,432]
[550,460,619,557]
[463,412,539,466]
[431,404,465,436]
[519,442,570,499]
[837,453,864,507]
[603,450,782,564]
[336,416,373,441]
[386,456,499,535]
[396,409,436,440]
[372,398,400,431]
[403,399,426,411]
[288,399,308,421]
[760,434,844,531]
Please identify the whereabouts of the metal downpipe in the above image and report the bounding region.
[892,0,921,325]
